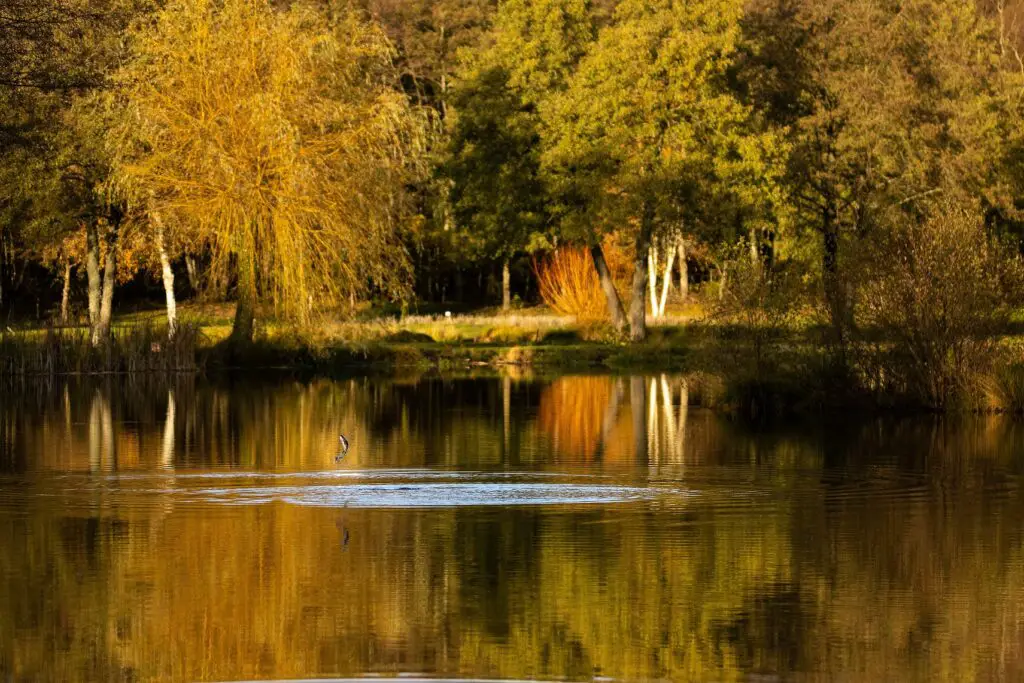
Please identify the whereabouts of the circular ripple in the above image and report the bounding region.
[181,481,669,508]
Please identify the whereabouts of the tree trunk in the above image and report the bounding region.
[648,242,658,316]
[749,225,759,265]
[0,230,5,312]
[93,224,118,346]
[60,261,71,324]
[718,265,728,301]
[822,209,846,347]
[677,238,688,301]
[229,255,256,345]
[86,221,101,329]
[628,203,655,342]
[590,243,627,332]
[154,212,177,339]
[501,258,511,311]
[185,254,199,293]
[657,245,676,318]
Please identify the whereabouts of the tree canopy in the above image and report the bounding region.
[110,0,425,340]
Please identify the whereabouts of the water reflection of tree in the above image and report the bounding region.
[4,379,1024,680]
[4,476,1023,681]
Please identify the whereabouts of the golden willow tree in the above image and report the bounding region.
[111,0,424,342]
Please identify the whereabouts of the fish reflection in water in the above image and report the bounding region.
[335,519,350,550]
[337,500,350,550]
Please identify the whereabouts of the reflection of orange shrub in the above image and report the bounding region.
[538,377,613,462]
[534,240,630,320]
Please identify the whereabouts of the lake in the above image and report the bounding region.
[1,372,1023,682]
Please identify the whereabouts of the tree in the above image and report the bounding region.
[744,0,1012,347]
[352,0,495,120]
[543,0,780,340]
[111,0,425,343]
[444,66,548,310]
[1,0,150,339]
[442,0,593,311]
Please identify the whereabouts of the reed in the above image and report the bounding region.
[0,323,201,377]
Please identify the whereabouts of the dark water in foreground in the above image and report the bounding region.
[2,373,1024,682]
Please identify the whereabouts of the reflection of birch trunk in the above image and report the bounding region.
[100,391,114,471]
[660,375,678,462]
[678,379,689,458]
[89,392,99,471]
[89,390,113,471]
[502,375,511,455]
[648,377,658,463]
[161,389,176,469]
[596,378,625,462]
[63,384,72,441]
[631,376,647,464]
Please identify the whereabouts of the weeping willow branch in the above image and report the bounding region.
[107,0,427,336]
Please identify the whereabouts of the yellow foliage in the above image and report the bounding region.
[534,240,630,321]
[111,0,426,321]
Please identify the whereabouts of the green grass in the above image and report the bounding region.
[8,301,1024,416]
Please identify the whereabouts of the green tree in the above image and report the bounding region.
[543,0,780,340]
[441,0,593,310]
[745,0,1011,347]
[444,67,547,310]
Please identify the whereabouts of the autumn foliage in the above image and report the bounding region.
[534,241,630,320]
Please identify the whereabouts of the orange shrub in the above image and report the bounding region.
[534,240,631,320]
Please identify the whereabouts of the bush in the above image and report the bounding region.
[534,240,630,321]
[709,250,804,378]
[857,201,1023,408]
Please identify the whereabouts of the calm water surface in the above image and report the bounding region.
[2,373,1024,682]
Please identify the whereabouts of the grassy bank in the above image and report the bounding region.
[4,302,1024,416]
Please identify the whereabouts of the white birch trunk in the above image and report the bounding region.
[677,238,688,301]
[60,261,71,324]
[86,222,101,329]
[648,244,658,316]
[501,259,511,311]
[154,212,177,339]
[656,246,676,317]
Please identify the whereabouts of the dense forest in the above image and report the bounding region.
[5,0,1024,405]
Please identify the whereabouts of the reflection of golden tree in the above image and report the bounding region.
[537,376,612,462]
[7,398,1024,680]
